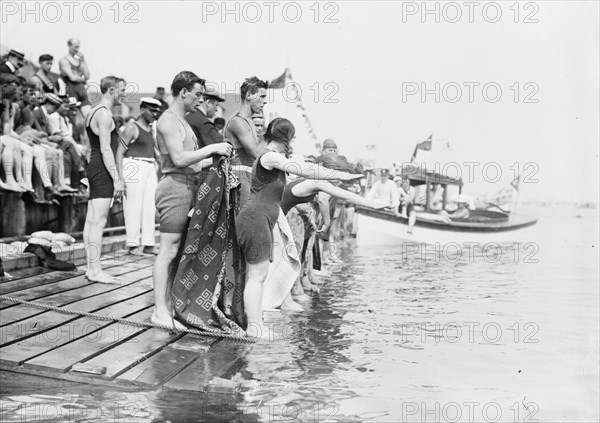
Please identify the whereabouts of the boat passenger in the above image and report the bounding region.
[366,168,399,213]
[439,195,471,222]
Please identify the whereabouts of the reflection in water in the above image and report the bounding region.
[1,205,598,422]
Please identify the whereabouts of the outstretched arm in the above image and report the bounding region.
[314,181,389,209]
[260,151,362,182]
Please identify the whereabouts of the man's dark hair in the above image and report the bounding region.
[100,76,125,94]
[156,86,165,92]
[214,117,225,129]
[23,81,37,91]
[241,76,268,101]
[39,54,53,63]
[171,71,205,97]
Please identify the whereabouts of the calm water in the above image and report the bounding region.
[1,204,598,422]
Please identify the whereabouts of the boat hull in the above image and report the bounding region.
[356,209,538,246]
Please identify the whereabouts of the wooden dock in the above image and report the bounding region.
[0,249,247,393]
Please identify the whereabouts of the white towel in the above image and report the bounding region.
[262,209,301,310]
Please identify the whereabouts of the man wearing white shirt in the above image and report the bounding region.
[366,169,400,214]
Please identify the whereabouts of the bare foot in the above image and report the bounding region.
[245,323,271,340]
[293,293,311,302]
[85,271,119,284]
[58,185,79,193]
[281,294,304,312]
[1,180,25,192]
[142,246,158,255]
[20,182,34,192]
[150,309,187,331]
[301,276,319,292]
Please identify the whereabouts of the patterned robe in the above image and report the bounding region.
[171,157,246,332]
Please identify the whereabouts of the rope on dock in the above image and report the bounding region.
[0,295,256,343]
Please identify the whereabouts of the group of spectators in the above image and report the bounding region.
[0,40,92,203]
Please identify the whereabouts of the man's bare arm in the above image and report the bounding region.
[78,52,90,80]
[96,109,119,183]
[158,115,231,168]
[228,119,260,158]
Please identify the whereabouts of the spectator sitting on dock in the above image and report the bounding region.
[1,76,26,192]
[0,49,25,75]
[30,54,59,95]
[31,93,77,197]
[4,80,52,197]
[47,97,86,189]
[13,86,74,199]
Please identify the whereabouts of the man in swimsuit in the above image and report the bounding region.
[83,76,126,284]
[31,55,59,96]
[59,38,91,117]
[152,71,232,330]
[223,76,268,209]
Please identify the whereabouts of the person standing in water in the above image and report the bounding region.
[236,118,363,339]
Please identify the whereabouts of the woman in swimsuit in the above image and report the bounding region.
[235,118,362,339]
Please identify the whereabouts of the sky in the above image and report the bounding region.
[2,0,599,203]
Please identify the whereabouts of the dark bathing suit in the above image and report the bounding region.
[86,106,114,199]
[281,178,317,215]
[236,148,286,264]
[225,113,258,209]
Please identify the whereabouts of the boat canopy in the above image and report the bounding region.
[401,163,463,187]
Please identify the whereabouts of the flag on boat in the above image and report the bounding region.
[510,174,520,191]
[481,175,521,212]
[410,134,433,161]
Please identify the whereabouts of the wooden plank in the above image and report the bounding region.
[0,260,152,309]
[0,266,153,326]
[0,253,144,296]
[0,246,146,286]
[0,269,85,295]
[0,267,54,284]
[24,307,154,373]
[116,334,217,386]
[0,291,154,365]
[163,340,250,392]
[0,283,153,346]
[73,250,146,271]
[79,328,185,379]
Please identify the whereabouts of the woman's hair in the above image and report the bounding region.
[264,118,295,144]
